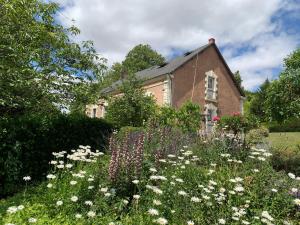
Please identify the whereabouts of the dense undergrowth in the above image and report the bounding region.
[0,127,300,225]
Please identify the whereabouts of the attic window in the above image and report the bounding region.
[159,62,168,68]
[184,51,192,56]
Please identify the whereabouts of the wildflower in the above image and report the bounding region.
[178,190,188,196]
[191,196,201,202]
[288,173,296,179]
[219,188,226,193]
[291,188,298,193]
[218,218,226,224]
[252,169,259,173]
[152,187,163,195]
[84,201,93,206]
[23,176,31,181]
[88,178,94,182]
[242,220,250,224]
[47,183,53,188]
[294,198,300,206]
[175,178,184,183]
[66,163,73,168]
[71,196,78,202]
[88,186,94,189]
[47,174,56,179]
[133,195,140,200]
[150,168,157,172]
[209,180,217,185]
[57,164,64,169]
[87,211,96,218]
[70,180,77,185]
[28,218,37,223]
[234,185,245,192]
[108,223,115,225]
[155,217,168,224]
[261,211,274,221]
[271,188,278,193]
[7,206,18,214]
[153,199,162,205]
[187,221,194,225]
[16,205,24,211]
[132,179,139,184]
[123,200,129,204]
[100,187,108,193]
[104,193,111,197]
[75,214,82,219]
[148,208,159,216]
[56,200,63,206]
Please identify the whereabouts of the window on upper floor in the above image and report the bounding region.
[208,77,215,90]
[92,108,97,118]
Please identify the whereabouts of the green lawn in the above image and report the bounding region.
[268,132,300,151]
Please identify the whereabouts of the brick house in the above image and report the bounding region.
[86,38,245,131]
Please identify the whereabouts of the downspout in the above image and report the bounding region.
[167,73,174,107]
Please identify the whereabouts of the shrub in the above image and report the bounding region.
[0,114,113,197]
[176,101,202,133]
[105,75,158,128]
[218,113,258,135]
[271,147,300,175]
[269,118,300,132]
[153,101,202,133]
[247,126,269,145]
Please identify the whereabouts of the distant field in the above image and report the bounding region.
[268,132,300,151]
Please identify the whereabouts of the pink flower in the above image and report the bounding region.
[212,116,220,122]
[232,112,240,116]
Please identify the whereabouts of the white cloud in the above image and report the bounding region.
[56,0,299,90]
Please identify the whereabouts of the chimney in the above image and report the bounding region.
[208,38,215,44]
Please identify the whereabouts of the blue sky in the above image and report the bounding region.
[57,0,300,90]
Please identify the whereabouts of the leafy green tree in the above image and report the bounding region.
[266,69,300,122]
[233,70,244,91]
[105,75,157,127]
[102,44,165,89]
[265,48,300,122]
[123,44,165,74]
[0,0,106,117]
[248,79,270,121]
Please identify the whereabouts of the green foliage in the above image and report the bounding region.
[176,101,202,133]
[122,44,165,74]
[105,75,158,128]
[269,118,300,132]
[233,70,244,91]
[0,0,106,117]
[103,44,165,86]
[271,147,300,175]
[246,126,269,145]
[155,106,177,127]
[0,114,112,197]
[152,102,202,133]
[1,135,299,224]
[266,69,300,122]
[248,79,270,121]
[218,113,258,135]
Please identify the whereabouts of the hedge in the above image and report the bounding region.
[269,118,300,132]
[0,114,113,197]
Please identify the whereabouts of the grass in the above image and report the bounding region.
[0,133,300,225]
[268,132,300,151]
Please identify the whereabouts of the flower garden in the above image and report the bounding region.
[0,123,299,225]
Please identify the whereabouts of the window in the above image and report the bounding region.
[208,77,215,90]
[92,108,96,118]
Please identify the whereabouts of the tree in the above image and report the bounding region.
[248,79,270,121]
[103,44,165,85]
[266,48,300,122]
[233,70,243,91]
[105,75,157,127]
[0,0,106,117]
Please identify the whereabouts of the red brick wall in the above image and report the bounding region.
[172,45,241,116]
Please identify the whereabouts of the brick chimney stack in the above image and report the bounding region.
[208,38,215,44]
